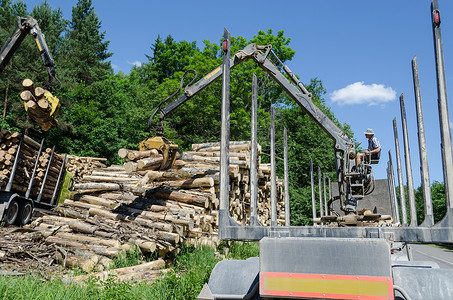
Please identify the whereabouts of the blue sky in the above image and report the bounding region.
[23,0,453,188]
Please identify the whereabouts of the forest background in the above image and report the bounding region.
[0,0,445,225]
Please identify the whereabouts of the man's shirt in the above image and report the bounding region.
[368,136,381,151]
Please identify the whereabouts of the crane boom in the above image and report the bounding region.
[149,43,356,205]
[0,16,56,88]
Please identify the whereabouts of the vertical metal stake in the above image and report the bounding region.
[412,56,434,226]
[328,177,331,216]
[393,118,408,226]
[400,93,417,226]
[310,158,317,221]
[432,0,453,210]
[219,28,232,238]
[388,150,401,224]
[323,173,327,216]
[270,106,277,226]
[250,74,259,226]
[284,127,290,225]
[318,166,323,217]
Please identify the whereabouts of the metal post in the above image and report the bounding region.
[318,166,323,217]
[219,28,231,235]
[284,127,290,226]
[5,132,24,192]
[388,150,401,224]
[270,106,277,226]
[412,56,434,226]
[387,161,397,223]
[432,0,453,209]
[50,154,67,206]
[37,146,55,203]
[323,173,327,216]
[310,158,317,221]
[400,93,417,227]
[250,74,259,226]
[393,118,408,226]
[328,177,331,216]
[26,139,44,199]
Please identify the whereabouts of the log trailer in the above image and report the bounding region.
[0,16,60,128]
[0,132,67,226]
[139,1,452,299]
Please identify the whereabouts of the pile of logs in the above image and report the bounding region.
[66,155,107,179]
[182,141,286,225]
[20,79,59,131]
[0,129,64,203]
[17,141,285,274]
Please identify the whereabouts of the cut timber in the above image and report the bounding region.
[163,177,214,189]
[124,161,137,173]
[54,232,121,248]
[88,207,128,221]
[34,87,45,98]
[38,98,51,112]
[74,182,121,190]
[127,149,159,161]
[133,238,157,253]
[137,156,163,170]
[77,195,118,209]
[20,90,34,101]
[152,189,207,206]
[71,259,165,282]
[192,141,250,151]
[81,175,141,183]
[144,169,206,182]
[181,154,249,167]
[45,237,120,258]
[118,148,129,159]
[22,79,35,94]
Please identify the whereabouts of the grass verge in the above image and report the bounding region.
[0,241,259,300]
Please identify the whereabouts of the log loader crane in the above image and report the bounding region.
[0,16,60,129]
[145,41,366,214]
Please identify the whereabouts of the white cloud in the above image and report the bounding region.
[128,60,142,67]
[330,82,396,106]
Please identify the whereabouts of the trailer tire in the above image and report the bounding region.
[17,202,33,225]
[5,200,19,226]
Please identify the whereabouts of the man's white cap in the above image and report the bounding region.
[364,128,375,135]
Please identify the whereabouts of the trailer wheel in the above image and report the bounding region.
[5,200,19,226]
[17,202,33,225]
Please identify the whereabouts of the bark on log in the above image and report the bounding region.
[152,189,207,207]
[136,157,163,170]
[74,182,121,190]
[71,259,165,282]
[127,149,159,161]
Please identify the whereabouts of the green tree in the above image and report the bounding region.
[415,181,447,224]
[65,0,112,85]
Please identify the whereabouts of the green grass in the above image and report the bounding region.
[0,241,259,300]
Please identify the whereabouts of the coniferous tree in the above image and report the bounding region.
[65,0,112,85]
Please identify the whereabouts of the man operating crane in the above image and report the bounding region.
[352,128,381,172]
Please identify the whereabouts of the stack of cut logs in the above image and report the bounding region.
[0,129,64,202]
[20,79,58,131]
[182,141,286,225]
[66,155,107,179]
[24,141,285,273]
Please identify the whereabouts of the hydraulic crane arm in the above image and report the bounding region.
[0,16,56,87]
[151,43,355,176]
